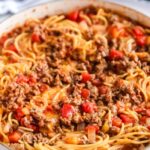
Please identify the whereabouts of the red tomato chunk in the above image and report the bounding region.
[14,107,24,121]
[8,131,21,143]
[81,88,90,99]
[31,33,41,43]
[112,117,122,128]
[82,102,97,113]
[85,125,99,133]
[67,10,79,22]
[120,114,135,124]
[81,73,91,83]
[61,104,75,118]
[109,49,124,60]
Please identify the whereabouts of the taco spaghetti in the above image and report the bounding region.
[0,5,149,150]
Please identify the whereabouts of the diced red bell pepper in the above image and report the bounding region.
[81,88,90,99]
[61,104,75,118]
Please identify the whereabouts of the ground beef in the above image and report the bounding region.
[32,60,53,85]
[1,83,27,110]
[8,143,25,150]
[21,132,59,146]
[112,79,144,104]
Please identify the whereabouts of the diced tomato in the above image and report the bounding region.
[134,107,143,113]
[16,74,36,86]
[132,26,146,46]
[112,117,122,128]
[8,57,18,63]
[64,136,79,144]
[92,79,101,86]
[16,75,28,84]
[108,26,126,38]
[120,114,135,124]
[82,102,97,113]
[136,35,146,46]
[31,33,41,43]
[98,85,108,95]
[109,49,124,60]
[61,104,75,118]
[140,116,147,125]
[44,104,53,113]
[85,125,99,134]
[132,26,144,36]
[14,107,24,121]
[5,43,18,56]
[39,84,48,93]
[8,44,18,53]
[20,117,25,126]
[28,75,37,86]
[0,134,3,140]
[8,131,21,143]
[67,10,79,22]
[81,72,91,83]
[27,124,38,131]
[108,26,118,38]
[20,117,38,131]
[146,36,150,45]
[0,35,7,46]
[145,109,150,117]
[81,88,90,99]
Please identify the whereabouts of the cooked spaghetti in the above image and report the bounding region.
[0,6,149,150]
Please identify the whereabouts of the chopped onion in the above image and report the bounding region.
[79,21,89,31]
[64,136,79,144]
[146,118,150,126]
[77,123,85,131]
[87,127,96,143]
[3,123,11,133]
